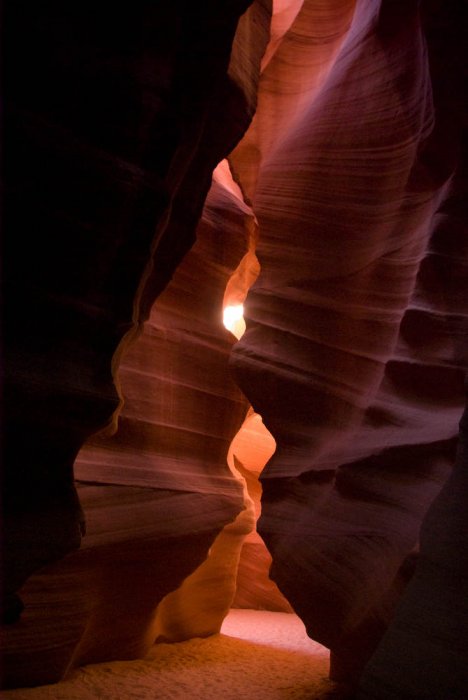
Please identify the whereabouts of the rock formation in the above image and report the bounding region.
[230,0,468,689]
[2,0,467,696]
[358,380,468,698]
[2,0,271,686]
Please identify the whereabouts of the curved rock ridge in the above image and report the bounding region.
[148,160,290,637]
[229,410,293,612]
[1,0,272,688]
[0,486,230,689]
[3,0,467,693]
[151,471,257,643]
[0,167,258,688]
[358,382,468,698]
[213,167,292,612]
[75,171,260,646]
[1,166,263,688]
[229,0,467,683]
[75,182,253,496]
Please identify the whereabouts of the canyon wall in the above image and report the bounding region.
[2,0,271,687]
[2,0,467,696]
[230,0,468,691]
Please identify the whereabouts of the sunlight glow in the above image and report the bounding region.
[223,304,246,340]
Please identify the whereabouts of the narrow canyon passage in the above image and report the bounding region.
[3,275,337,699]
[222,301,291,613]
[2,0,467,697]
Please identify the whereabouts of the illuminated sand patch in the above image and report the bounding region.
[3,610,350,699]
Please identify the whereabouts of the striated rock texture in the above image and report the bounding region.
[75,172,257,647]
[1,172,260,687]
[358,381,468,697]
[229,410,292,612]
[2,0,468,694]
[230,0,468,685]
[2,0,271,687]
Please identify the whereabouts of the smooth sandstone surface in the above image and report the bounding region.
[2,0,272,687]
[230,0,468,685]
[2,0,467,696]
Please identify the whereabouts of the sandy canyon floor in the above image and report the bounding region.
[2,610,353,699]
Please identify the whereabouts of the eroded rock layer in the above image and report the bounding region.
[229,410,292,612]
[2,163,268,686]
[2,0,272,687]
[75,175,258,645]
[358,383,468,697]
[3,0,467,694]
[230,0,468,684]
[2,173,253,688]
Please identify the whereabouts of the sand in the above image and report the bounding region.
[1,610,350,699]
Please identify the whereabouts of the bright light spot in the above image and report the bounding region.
[223,304,246,340]
[223,304,244,328]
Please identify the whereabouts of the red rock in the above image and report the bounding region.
[230,0,467,684]
[1,0,271,687]
[2,0,467,695]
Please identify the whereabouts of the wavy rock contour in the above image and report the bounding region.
[230,0,467,682]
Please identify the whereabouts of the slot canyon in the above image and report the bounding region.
[2,0,467,698]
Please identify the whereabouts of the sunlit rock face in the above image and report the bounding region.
[3,0,467,694]
[229,409,293,612]
[0,142,263,689]
[1,0,271,687]
[74,175,257,650]
[5,173,258,688]
[230,0,468,687]
[222,301,291,612]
